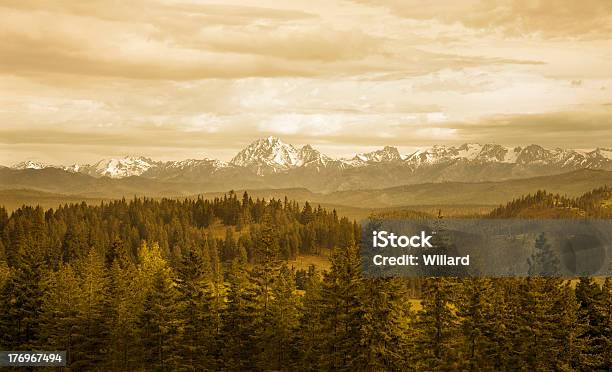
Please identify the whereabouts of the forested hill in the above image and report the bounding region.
[1,191,611,370]
[489,186,612,218]
[0,191,359,270]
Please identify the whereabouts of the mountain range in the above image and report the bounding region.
[4,137,612,193]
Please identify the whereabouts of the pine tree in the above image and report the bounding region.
[0,242,44,350]
[528,233,560,276]
[221,261,263,370]
[575,276,607,369]
[257,264,300,370]
[552,281,586,370]
[454,278,497,371]
[176,248,218,370]
[413,278,459,370]
[38,263,81,365]
[514,278,564,370]
[601,277,611,368]
[296,266,325,370]
[360,277,412,371]
[71,250,109,370]
[319,243,365,370]
[137,262,181,371]
[103,260,139,370]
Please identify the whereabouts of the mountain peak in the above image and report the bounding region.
[12,160,49,170]
[353,146,402,164]
[230,137,300,174]
[87,156,158,178]
[298,144,332,167]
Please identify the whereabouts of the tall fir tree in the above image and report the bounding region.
[38,263,81,365]
[0,242,44,350]
[136,261,181,371]
[413,278,459,370]
[176,248,218,370]
[221,261,263,371]
[296,266,325,370]
[71,250,109,370]
[257,264,300,370]
[319,242,365,370]
[360,277,413,371]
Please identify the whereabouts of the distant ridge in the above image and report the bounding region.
[5,137,612,193]
[2,168,611,209]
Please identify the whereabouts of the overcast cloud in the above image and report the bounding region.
[0,0,611,165]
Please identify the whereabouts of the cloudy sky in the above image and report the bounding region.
[1,0,611,165]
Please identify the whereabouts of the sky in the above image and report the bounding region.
[1,0,612,165]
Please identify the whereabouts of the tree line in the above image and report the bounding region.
[0,191,610,370]
[0,191,358,270]
[490,187,612,218]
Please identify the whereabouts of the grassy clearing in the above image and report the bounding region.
[288,251,332,272]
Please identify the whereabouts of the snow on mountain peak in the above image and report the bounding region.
[407,143,517,165]
[12,160,49,170]
[230,137,302,174]
[351,146,402,165]
[8,139,612,179]
[90,156,158,178]
[297,144,332,167]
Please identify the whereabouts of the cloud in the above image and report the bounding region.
[0,2,387,81]
[1,0,611,165]
[0,0,551,82]
[354,0,612,39]
[444,107,612,147]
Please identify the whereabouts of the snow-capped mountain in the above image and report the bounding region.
[164,158,228,171]
[7,139,612,192]
[229,137,337,174]
[141,158,231,181]
[404,144,612,169]
[348,146,402,166]
[69,156,160,179]
[12,160,50,170]
[230,137,300,175]
[297,144,333,168]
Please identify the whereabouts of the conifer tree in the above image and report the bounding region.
[38,264,81,365]
[319,242,365,370]
[71,250,109,370]
[360,277,412,371]
[575,276,607,369]
[137,261,181,371]
[552,281,586,370]
[413,278,459,370]
[103,260,139,370]
[528,233,560,276]
[454,278,497,371]
[221,261,263,370]
[176,248,218,370]
[514,278,564,370]
[601,277,611,368]
[257,264,300,370]
[0,242,44,350]
[296,266,325,370]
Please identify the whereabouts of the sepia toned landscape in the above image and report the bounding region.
[1,0,611,370]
